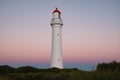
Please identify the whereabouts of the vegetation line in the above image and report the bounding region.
[0,61,120,80]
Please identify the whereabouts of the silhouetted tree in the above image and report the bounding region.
[96,61,120,72]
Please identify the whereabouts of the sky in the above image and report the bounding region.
[0,0,120,71]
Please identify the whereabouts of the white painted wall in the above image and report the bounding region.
[50,11,63,69]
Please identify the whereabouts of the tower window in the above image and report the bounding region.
[57,33,59,36]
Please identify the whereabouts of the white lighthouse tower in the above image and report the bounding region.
[50,8,63,69]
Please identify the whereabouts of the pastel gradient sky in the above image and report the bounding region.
[0,0,120,70]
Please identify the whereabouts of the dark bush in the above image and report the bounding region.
[0,65,15,75]
[15,66,38,73]
[96,61,120,72]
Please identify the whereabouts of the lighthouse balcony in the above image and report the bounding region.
[51,19,63,26]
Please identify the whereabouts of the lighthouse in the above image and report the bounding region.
[50,8,63,69]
